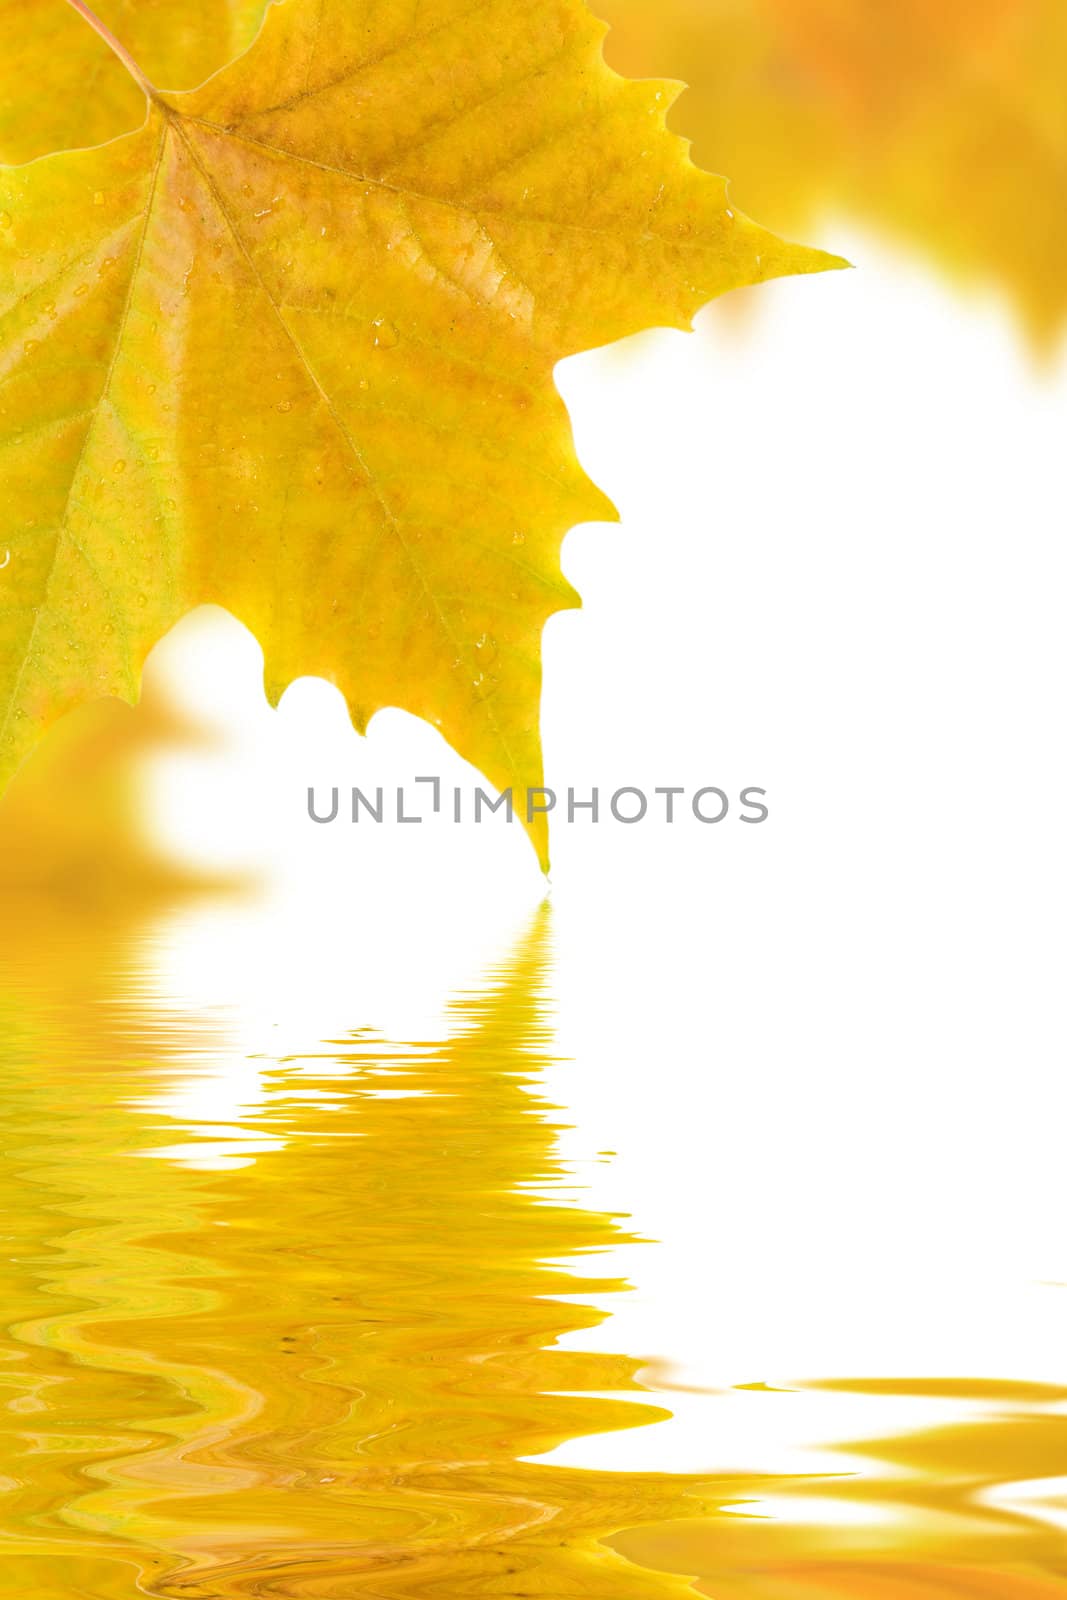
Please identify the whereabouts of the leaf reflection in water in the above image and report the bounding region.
[0,899,1064,1598]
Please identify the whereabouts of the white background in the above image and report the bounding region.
[137,223,1067,1484]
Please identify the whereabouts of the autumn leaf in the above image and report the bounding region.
[0,0,841,869]
[0,0,268,165]
[596,0,1067,340]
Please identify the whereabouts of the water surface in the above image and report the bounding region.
[1,897,1065,1598]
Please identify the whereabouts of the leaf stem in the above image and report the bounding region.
[62,0,157,98]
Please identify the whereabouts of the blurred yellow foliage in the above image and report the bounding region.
[597,0,1067,339]
[0,663,207,901]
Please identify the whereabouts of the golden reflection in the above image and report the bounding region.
[613,1369,1067,1597]
[0,901,1066,1597]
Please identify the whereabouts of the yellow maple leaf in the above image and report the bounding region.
[0,0,268,164]
[596,0,1067,340]
[0,0,841,868]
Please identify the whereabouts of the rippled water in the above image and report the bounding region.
[1,896,1066,1598]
